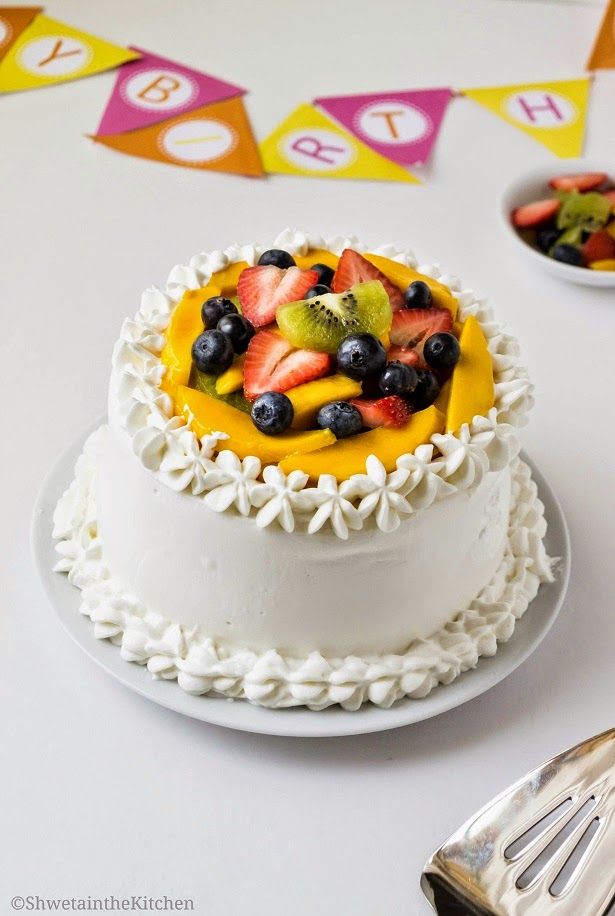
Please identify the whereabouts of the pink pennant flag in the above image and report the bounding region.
[314,88,452,167]
[96,47,245,136]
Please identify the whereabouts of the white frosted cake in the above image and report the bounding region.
[53,230,554,710]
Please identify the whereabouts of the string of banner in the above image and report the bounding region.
[1,5,614,183]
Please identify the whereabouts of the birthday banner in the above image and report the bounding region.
[91,48,262,178]
[1,5,608,183]
[587,0,615,70]
[0,13,138,92]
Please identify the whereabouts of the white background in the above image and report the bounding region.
[3,1,615,913]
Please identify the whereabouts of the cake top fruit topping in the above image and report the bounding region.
[158,245,495,478]
[511,172,615,272]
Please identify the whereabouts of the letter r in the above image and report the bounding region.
[290,135,346,165]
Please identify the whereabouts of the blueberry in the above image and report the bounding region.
[408,370,440,410]
[551,244,583,266]
[423,332,460,370]
[536,225,560,253]
[257,249,296,269]
[404,280,432,309]
[201,296,237,330]
[251,392,294,435]
[192,330,234,375]
[316,401,363,439]
[310,262,335,286]
[379,361,418,396]
[305,284,331,298]
[337,333,387,381]
[217,313,255,354]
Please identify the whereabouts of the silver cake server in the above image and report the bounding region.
[421,728,615,915]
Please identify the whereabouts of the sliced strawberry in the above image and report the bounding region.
[389,308,453,369]
[387,346,420,368]
[243,330,331,400]
[331,249,405,311]
[549,172,607,192]
[512,199,559,228]
[602,190,615,211]
[237,265,318,328]
[581,229,615,266]
[351,396,412,429]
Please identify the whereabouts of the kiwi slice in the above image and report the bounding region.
[190,367,251,413]
[276,280,392,354]
[551,225,584,252]
[557,191,611,232]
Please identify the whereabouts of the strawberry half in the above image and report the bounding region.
[237,265,318,328]
[581,229,615,266]
[389,308,453,369]
[512,199,559,228]
[351,396,412,429]
[243,330,331,401]
[332,249,405,311]
[549,172,607,192]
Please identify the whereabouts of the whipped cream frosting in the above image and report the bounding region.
[53,429,554,710]
[108,230,534,538]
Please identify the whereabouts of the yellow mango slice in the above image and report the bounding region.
[280,405,445,482]
[160,284,220,397]
[589,259,615,271]
[363,253,458,319]
[446,315,494,433]
[176,386,335,464]
[295,249,340,271]
[215,356,245,395]
[287,374,362,430]
[211,261,249,293]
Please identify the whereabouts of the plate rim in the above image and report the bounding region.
[31,419,571,738]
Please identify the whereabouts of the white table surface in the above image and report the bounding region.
[3,1,614,913]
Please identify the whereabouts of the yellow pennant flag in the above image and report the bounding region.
[463,79,590,158]
[260,103,419,183]
[587,0,615,69]
[0,14,139,93]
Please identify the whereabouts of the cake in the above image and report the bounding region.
[53,229,555,710]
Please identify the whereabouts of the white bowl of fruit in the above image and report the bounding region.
[500,160,615,287]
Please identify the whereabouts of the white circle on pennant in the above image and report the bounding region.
[354,100,432,146]
[17,34,92,77]
[0,17,12,49]
[279,128,356,172]
[505,90,576,129]
[159,118,237,164]
[121,68,198,112]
